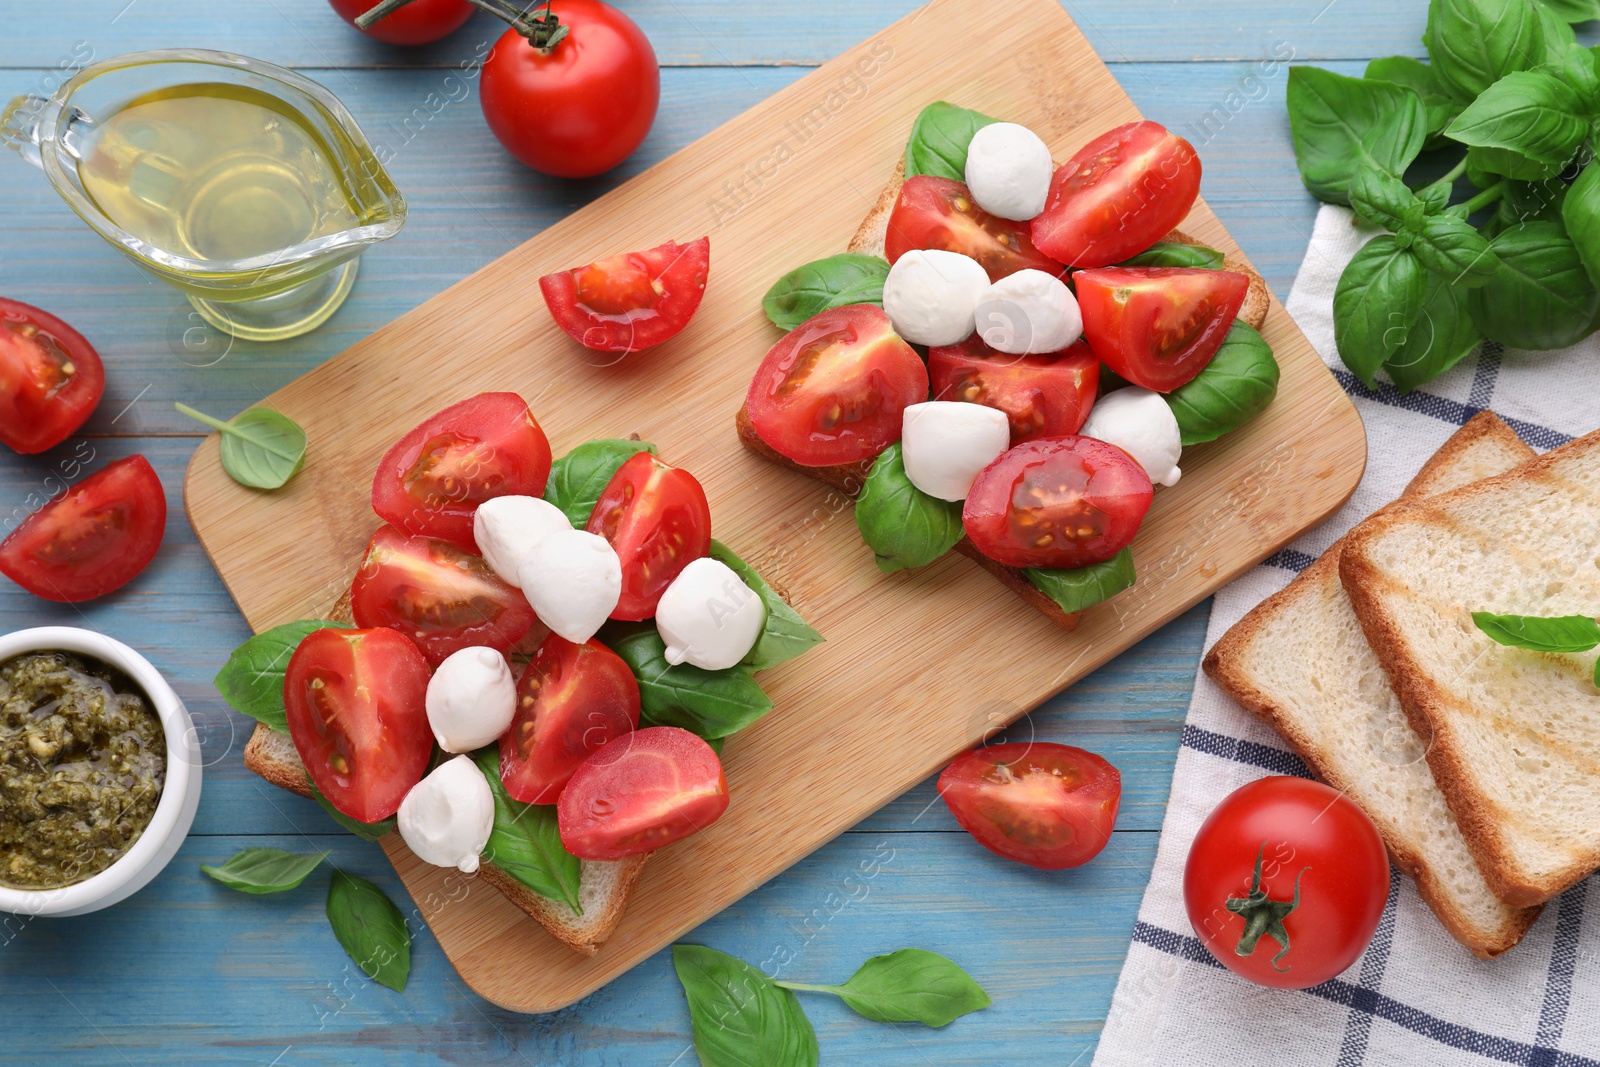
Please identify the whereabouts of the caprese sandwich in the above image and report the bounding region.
[225,392,821,955]
[739,103,1281,627]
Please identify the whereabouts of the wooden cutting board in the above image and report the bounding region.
[185,0,1365,1013]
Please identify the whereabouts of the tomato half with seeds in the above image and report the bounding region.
[0,299,105,454]
[586,451,711,620]
[963,436,1152,569]
[540,236,710,354]
[938,742,1121,869]
[558,726,729,860]
[1075,267,1249,392]
[1031,121,1202,268]
[928,336,1099,444]
[884,176,1064,281]
[745,303,928,467]
[0,455,165,602]
[371,392,551,551]
[350,524,538,665]
[499,633,641,804]
[284,626,433,824]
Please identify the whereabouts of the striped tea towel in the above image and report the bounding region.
[1092,204,1600,1067]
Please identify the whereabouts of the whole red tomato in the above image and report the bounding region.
[1183,777,1389,990]
[480,0,660,178]
[327,0,475,45]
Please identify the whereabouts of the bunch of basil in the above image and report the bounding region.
[1287,0,1600,391]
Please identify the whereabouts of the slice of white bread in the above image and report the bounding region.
[1206,413,1541,956]
[244,719,646,956]
[1341,427,1600,909]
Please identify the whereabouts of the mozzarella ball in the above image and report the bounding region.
[425,646,517,753]
[398,755,494,873]
[900,401,1012,502]
[473,495,572,587]
[964,122,1054,221]
[1079,387,1183,487]
[882,249,990,346]
[518,528,622,643]
[654,557,767,670]
[973,269,1082,355]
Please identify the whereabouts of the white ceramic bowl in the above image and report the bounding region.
[0,627,201,916]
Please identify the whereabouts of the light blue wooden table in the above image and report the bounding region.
[0,2,1408,1062]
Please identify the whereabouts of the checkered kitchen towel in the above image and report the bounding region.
[1092,204,1600,1067]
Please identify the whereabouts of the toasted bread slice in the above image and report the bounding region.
[1206,413,1540,955]
[244,721,646,956]
[1340,428,1600,909]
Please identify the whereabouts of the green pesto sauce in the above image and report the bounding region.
[0,651,165,890]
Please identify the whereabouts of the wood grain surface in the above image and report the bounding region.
[183,0,1365,1012]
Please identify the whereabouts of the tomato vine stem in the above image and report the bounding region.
[356,0,569,50]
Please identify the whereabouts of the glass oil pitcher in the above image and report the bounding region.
[1,49,406,341]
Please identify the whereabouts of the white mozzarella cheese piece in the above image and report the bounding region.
[963,122,1054,221]
[473,495,572,587]
[517,528,622,643]
[398,755,495,873]
[1078,387,1183,487]
[654,557,767,670]
[973,269,1082,355]
[425,645,517,753]
[900,401,1012,502]
[882,249,990,346]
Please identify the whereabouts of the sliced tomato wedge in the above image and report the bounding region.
[938,742,1121,869]
[350,524,538,665]
[585,451,712,620]
[746,303,928,467]
[539,236,710,354]
[0,455,165,602]
[0,300,105,455]
[557,726,729,860]
[1031,121,1201,268]
[371,392,551,551]
[284,626,433,824]
[884,176,1064,281]
[928,336,1099,444]
[963,436,1152,569]
[499,634,642,804]
[1075,267,1249,392]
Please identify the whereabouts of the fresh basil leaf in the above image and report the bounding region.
[1364,56,1461,146]
[706,541,824,671]
[309,779,396,841]
[903,101,998,181]
[1562,161,1600,288]
[1383,273,1483,393]
[778,948,991,1028]
[1349,162,1423,233]
[1536,0,1600,22]
[1411,214,1501,285]
[1333,235,1429,385]
[175,403,307,490]
[1500,176,1569,227]
[605,625,773,740]
[1444,71,1588,171]
[1534,0,1582,62]
[201,848,327,894]
[214,619,352,733]
[1424,0,1548,102]
[471,747,583,912]
[544,439,656,527]
[1464,144,1568,182]
[1467,220,1600,349]
[673,944,818,1067]
[325,869,410,992]
[762,254,889,331]
[1556,40,1600,105]
[1025,549,1136,615]
[1287,66,1429,206]
[854,443,964,574]
[1163,321,1280,444]
[1118,242,1225,270]
[1472,611,1600,652]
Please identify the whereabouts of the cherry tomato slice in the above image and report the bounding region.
[746,304,928,468]
[586,451,711,620]
[326,0,473,44]
[0,299,105,455]
[1074,267,1249,392]
[938,742,1121,869]
[540,237,710,354]
[0,455,165,602]
[557,726,729,860]
[1031,121,1202,268]
[928,336,1099,445]
[963,436,1152,569]
[1184,777,1389,989]
[371,392,551,550]
[498,633,641,804]
[350,524,537,665]
[284,626,433,824]
[884,175,1064,282]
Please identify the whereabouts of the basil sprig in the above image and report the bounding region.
[176,402,308,490]
[214,618,352,732]
[604,624,774,741]
[902,101,998,180]
[707,541,824,670]
[1119,241,1225,270]
[776,948,992,1027]
[544,438,656,528]
[1164,321,1280,444]
[1026,548,1136,615]
[201,848,327,894]
[326,869,411,993]
[1473,610,1600,687]
[854,443,965,574]
[762,254,889,331]
[472,748,583,912]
